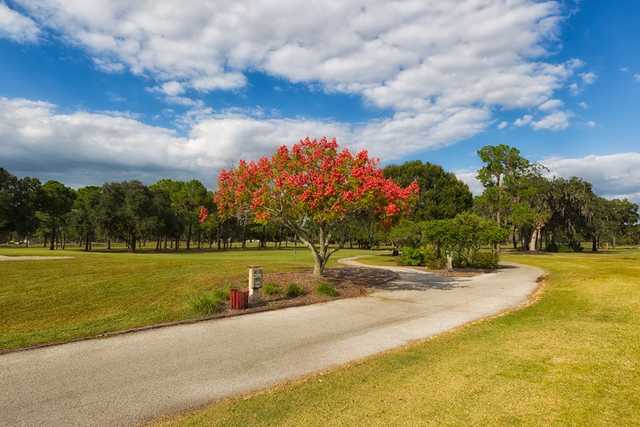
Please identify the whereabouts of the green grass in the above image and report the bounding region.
[0,246,368,351]
[154,249,640,426]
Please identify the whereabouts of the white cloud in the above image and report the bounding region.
[578,101,588,109]
[0,96,489,185]
[634,74,640,82]
[0,2,39,42]
[498,121,508,130]
[539,98,563,111]
[585,121,596,128]
[3,1,590,183]
[579,72,597,85]
[531,111,571,130]
[455,171,484,196]
[544,153,640,202]
[16,1,578,115]
[569,82,580,95]
[514,114,533,127]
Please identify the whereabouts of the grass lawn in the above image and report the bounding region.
[153,249,640,426]
[0,246,370,351]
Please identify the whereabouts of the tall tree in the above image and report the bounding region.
[211,138,418,275]
[476,145,532,228]
[97,182,126,250]
[0,168,18,237]
[384,161,472,220]
[119,181,153,252]
[71,186,101,251]
[37,181,75,250]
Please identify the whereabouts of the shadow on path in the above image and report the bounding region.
[326,265,466,291]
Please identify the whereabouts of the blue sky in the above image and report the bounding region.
[0,0,638,201]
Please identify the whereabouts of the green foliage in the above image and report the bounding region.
[285,283,305,298]
[389,219,422,249]
[263,282,282,296]
[468,251,499,269]
[422,246,446,269]
[399,247,425,266]
[423,212,506,268]
[384,160,473,221]
[316,282,338,297]
[189,292,226,316]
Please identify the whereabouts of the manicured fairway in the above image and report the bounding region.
[0,247,369,351]
[154,249,640,426]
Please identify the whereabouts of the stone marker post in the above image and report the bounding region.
[248,266,263,305]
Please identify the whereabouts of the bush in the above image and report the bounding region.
[399,247,424,266]
[469,251,499,269]
[263,282,282,296]
[422,246,446,269]
[285,283,305,298]
[316,282,338,297]
[189,293,225,316]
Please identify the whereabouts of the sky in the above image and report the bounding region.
[0,0,638,202]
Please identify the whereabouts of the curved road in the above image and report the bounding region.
[0,258,542,426]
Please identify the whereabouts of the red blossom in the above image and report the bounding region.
[213,137,418,226]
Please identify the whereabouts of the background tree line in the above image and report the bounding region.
[1,143,638,253]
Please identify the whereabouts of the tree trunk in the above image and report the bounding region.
[529,225,541,252]
[49,228,55,250]
[592,235,598,252]
[446,254,454,271]
[186,223,192,250]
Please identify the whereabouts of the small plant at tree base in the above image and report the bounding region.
[422,246,446,269]
[399,247,424,266]
[285,283,305,298]
[316,282,338,297]
[189,293,225,316]
[469,252,499,269]
[263,282,282,296]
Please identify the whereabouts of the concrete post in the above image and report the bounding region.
[248,266,263,304]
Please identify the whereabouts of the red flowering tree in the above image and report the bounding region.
[212,137,418,276]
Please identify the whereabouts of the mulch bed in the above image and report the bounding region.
[210,266,406,317]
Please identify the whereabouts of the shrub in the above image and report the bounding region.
[469,251,500,269]
[316,282,338,297]
[285,283,305,298]
[189,293,225,316]
[399,247,424,266]
[263,282,282,296]
[422,246,446,269]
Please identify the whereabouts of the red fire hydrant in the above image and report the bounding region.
[229,288,248,310]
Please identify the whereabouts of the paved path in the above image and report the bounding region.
[0,258,543,427]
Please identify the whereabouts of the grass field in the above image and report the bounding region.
[153,249,640,426]
[0,246,370,351]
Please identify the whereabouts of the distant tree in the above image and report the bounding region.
[476,145,532,228]
[545,177,595,252]
[119,181,154,252]
[212,138,418,275]
[422,212,506,270]
[177,180,208,250]
[70,186,101,251]
[384,161,472,220]
[0,168,18,237]
[37,181,75,250]
[388,219,423,253]
[97,182,125,250]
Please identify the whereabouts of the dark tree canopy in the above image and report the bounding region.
[384,160,473,221]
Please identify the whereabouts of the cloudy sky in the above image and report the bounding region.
[0,0,638,201]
